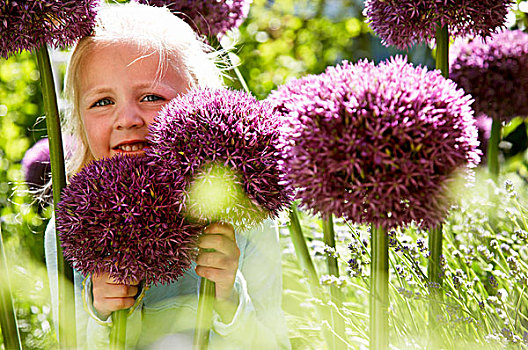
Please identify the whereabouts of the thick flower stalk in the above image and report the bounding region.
[133,0,251,37]
[57,155,201,286]
[364,0,514,50]
[0,0,99,58]
[147,88,292,228]
[269,56,480,350]
[0,226,22,350]
[1,2,99,348]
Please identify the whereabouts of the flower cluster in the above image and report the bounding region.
[56,155,201,285]
[268,56,480,229]
[0,0,100,58]
[364,0,514,50]
[147,88,292,227]
[450,30,528,122]
[133,0,251,37]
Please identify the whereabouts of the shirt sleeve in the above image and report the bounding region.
[208,219,291,350]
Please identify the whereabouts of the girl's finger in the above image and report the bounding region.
[95,283,138,298]
[203,222,235,240]
[195,265,234,283]
[198,234,239,256]
[196,251,236,270]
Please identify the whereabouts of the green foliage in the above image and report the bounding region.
[279,171,528,349]
[232,0,372,98]
[0,52,55,348]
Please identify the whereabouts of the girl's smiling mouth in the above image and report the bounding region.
[113,141,150,153]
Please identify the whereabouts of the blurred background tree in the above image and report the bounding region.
[226,0,434,98]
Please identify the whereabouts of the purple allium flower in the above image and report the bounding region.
[147,88,292,227]
[0,0,100,58]
[268,56,480,229]
[450,30,528,122]
[22,138,52,190]
[56,155,201,286]
[364,0,514,50]
[133,0,251,37]
[22,137,74,191]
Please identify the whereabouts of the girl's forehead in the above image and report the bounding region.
[80,41,186,78]
[76,42,190,92]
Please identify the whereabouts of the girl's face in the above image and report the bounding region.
[78,43,189,159]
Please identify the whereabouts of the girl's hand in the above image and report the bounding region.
[195,222,240,322]
[92,272,140,320]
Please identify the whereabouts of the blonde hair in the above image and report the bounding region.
[61,2,224,177]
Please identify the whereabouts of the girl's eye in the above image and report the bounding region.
[142,95,164,102]
[91,98,113,108]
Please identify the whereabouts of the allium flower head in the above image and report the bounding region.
[450,30,528,122]
[57,155,201,285]
[364,0,514,50]
[0,0,100,58]
[22,138,52,190]
[147,88,292,228]
[22,137,74,191]
[133,0,251,37]
[268,56,480,229]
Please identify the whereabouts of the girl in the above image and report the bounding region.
[44,2,290,349]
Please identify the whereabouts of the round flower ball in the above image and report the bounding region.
[56,155,201,286]
[0,0,100,58]
[147,88,292,227]
[450,30,528,122]
[133,0,251,37]
[268,56,480,229]
[364,0,514,50]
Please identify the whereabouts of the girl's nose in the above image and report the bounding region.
[115,103,145,130]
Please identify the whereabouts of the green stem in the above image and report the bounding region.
[435,25,449,79]
[488,118,501,180]
[0,227,22,350]
[35,45,75,349]
[193,278,215,350]
[110,309,128,350]
[229,54,251,95]
[431,24,448,349]
[210,35,251,95]
[288,205,320,292]
[427,225,443,347]
[321,215,347,348]
[370,225,389,350]
[322,214,340,299]
[428,225,443,295]
[288,204,347,349]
